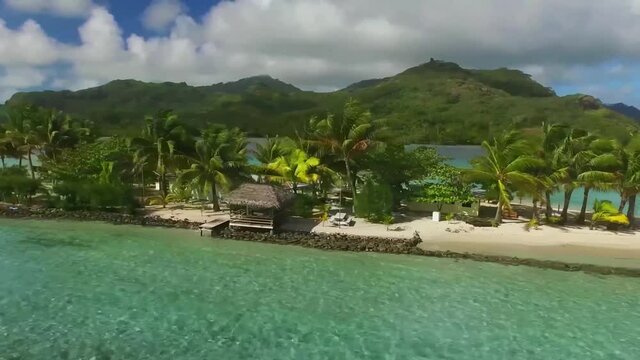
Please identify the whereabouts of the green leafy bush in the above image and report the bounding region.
[51,181,138,212]
[356,179,393,223]
[591,199,629,230]
[464,217,499,227]
[545,216,563,225]
[290,194,316,218]
[0,167,43,204]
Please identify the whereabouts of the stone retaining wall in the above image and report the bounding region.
[0,205,200,230]
[215,229,640,277]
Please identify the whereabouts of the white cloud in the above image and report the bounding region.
[0,67,46,88]
[0,19,61,66]
[3,0,95,17]
[0,66,47,104]
[3,1,640,105]
[141,0,186,32]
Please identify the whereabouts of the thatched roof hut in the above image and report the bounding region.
[225,183,294,210]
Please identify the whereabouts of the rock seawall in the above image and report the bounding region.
[216,228,422,254]
[0,205,200,229]
[215,229,640,277]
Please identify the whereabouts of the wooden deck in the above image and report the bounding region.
[199,219,230,236]
[229,214,275,231]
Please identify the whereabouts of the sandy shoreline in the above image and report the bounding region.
[146,205,640,269]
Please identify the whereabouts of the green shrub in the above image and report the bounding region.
[291,194,315,218]
[545,216,563,225]
[0,167,43,204]
[464,217,499,227]
[591,199,630,230]
[525,218,540,231]
[51,181,139,213]
[356,179,393,223]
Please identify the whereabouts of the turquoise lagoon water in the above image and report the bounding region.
[1,219,639,359]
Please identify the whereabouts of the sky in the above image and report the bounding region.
[1,0,640,106]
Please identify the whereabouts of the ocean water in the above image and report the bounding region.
[1,219,639,359]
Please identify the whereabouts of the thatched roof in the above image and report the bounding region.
[225,183,294,209]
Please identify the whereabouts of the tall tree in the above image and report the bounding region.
[538,122,570,219]
[575,139,621,224]
[130,111,187,207]
[553,129,595,223]
[0,125,12,168]
[465,131,542,223]
[613,151,640,227]
[4,105,39,178]
[308,99,381,211]
[267,149,322,194]
[253,136,295,183]
[177,126,248,211]
[35,110,91,161]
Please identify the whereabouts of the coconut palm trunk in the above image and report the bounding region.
[618,194,628,213]
[210,182,220,211]
[494,199,503,223]
[627,194,637,228]
[532,199,540,222]
[344,157,356,212]
[561,189,573,223]
[159,169,167,208]
[577,187,591,224]
[544,191,553,219]
[27,147,35,179]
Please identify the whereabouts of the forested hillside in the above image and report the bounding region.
[6,60,638,144]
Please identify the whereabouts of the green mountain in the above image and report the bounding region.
[5,59,639,144]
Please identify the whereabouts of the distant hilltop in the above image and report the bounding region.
[5,59,639,144]
[605,103,640,122]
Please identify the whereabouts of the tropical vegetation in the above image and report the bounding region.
[2,92,640,231]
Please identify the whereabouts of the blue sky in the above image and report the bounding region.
[0,0,220,43]
[1,0,640,107]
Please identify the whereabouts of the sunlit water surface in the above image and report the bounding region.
[1,219,639,359]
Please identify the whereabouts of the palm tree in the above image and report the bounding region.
[618,151,640,227]
[575,139,621,224]
[537,122,570,219]
[36,110,91,161]
[465,131,542,223]
[131,152,150,207]
[253,136,294,183]
[613,136,640,227]
[623,152,640,227]
[552,129,596,223]
[130,111,187,207]
[267,149,321,194]
[308,99,380,211]
[254,136,292,165]
[177,126,248,211]
[0,127,11,168]
[5,106,40,178]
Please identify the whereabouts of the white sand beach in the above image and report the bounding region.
[145,205,640,269]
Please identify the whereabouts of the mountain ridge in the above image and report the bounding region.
[605,103,640,122]
[5,60,639,144]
